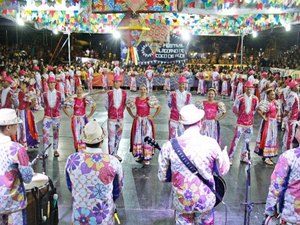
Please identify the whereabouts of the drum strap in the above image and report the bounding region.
[170,138,223,203]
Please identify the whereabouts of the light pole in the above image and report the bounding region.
[240,33,244,66]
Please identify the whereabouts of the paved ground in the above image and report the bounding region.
[28,89,279,225]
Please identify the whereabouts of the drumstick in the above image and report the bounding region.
[47,201,50,218]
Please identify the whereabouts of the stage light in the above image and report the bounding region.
[252,30,258,38]
[285,24,291,31]
[182,32,191,41]
[16,14,24,26]
[113,31,121,39]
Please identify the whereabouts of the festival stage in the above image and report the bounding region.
[30,90,276,225]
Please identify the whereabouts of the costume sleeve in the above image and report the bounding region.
[232,97,240,115]
[112,159,124,201]
[285,94,295,112]
[15,145,34,184]
[158,142,172,182]
[217,102,226,114]
[85,96,96,107]
[126,97,135,109]
[265,153,290,216]
[258,100,269,113]
[195,100,204,110]
[64,97,74,108]
[148,96,160,108]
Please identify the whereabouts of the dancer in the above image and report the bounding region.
[163,69,171,95]
[87,64,94,93]
[145,65,155,93]
[283,80,299,150]
[211,66,220,93]
[168,76,192,139]
[255,89,279,165]
[42,77,61,157]
[63,85,96,151]
[105,75,127,161]
[228,81,259,164]
[129,68,137,92]
[196,88,226,144]
[126,84,161,165]
[17,80,39,149]
[196,69,206,95]
[1,76,18,109]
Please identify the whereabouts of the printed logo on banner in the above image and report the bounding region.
[121,34,188,65]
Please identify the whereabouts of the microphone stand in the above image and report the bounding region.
[242,141,265,225]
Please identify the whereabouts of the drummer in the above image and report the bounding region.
[0,108,34,225]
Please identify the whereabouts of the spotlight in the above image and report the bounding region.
[252,30,258,38]
[182,32,191,41]
[16,14,24,26]
[113,31,121,39]
[285,24,291,31]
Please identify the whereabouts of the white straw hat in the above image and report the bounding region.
[81,120,105,144]
[0,108,22,125]
[179,104,205,125]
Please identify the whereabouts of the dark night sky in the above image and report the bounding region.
[1,16,300,56]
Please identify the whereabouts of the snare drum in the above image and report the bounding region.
[25,173,49,225]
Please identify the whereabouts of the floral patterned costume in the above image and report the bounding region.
[265,147,300,224]
[0,135,34,225]
[158,126,230,225]
[65,147,124,225]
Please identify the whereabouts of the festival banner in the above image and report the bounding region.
[121,34,188,65]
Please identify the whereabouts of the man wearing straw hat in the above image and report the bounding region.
[65,120,124,225]
[0,108,34,225]
[158,104,230,225]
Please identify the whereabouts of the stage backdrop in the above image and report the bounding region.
[120,34,188,65]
